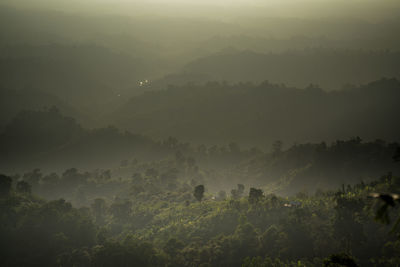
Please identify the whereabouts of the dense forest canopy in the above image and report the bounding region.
[1,0,400,266]
[112,78,400,146]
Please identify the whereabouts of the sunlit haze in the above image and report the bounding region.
[0,0,400,266]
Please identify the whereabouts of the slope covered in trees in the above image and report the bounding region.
[2,107,399,195]
[1,1,400,266]
[0,44,147,118]
[0,87,88,129]
[0,108,159,172]
[1,159,400,266]
[176,49,400,90]
[111,78,400,146]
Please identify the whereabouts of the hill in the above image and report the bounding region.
[0,108,159,172]
[174,49,400,90]
[0,87,89,129]
[0,44,148,119]
[110,78,400,147]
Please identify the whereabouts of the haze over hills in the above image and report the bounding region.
[0,44,147,119]
[0,87,89,129]
[179,49,400,90]
[1,1,400,266]
[110,78,400,146]
[1,1,399,175]
[0,108,159,172]
[1,107,399,196]
[1,3,400,81]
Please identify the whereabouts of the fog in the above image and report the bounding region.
[0,0,400,266]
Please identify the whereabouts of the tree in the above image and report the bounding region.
[91,198,107,225]
[333,196,365,254]
[61,168,86,190]
[91,237,162,267]
[370,192,400,234]
[248,188,263,204]
[323,253,358,267]
[23,168,42,186]
[164,238,184,257]
[0,174,12,196]
[231,184,245,199]
[194,185,205,202]
[394,147,400,162]
[109,199,132,223]
[16,180,31,194]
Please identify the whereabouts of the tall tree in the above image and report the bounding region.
[194,185,205,202]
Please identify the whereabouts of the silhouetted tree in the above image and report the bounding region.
[0,174,12,196]
[23,168,42,186]
[231,184,245,199]
[323,253,358,267]
[16,180,31,194]
[194,185,205,202]
[249,188,263,204]
[394,147,400,162]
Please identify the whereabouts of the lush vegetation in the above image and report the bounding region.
[1,112,400,265]
[112,78,400,146]
[1,1,400,266]
[1,160,400,266]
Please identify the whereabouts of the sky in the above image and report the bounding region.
[3,0,400,20]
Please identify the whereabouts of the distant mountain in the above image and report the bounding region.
[0,108,158,172]
[110,78,400,146]
[0,87,90,129]
[173,49,400,90]
[0,44,148,119]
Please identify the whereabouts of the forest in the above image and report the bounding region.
[1,0,400,266]
[1,140,400,266]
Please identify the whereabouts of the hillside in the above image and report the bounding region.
[175,49,400,90]
[0,87,90,128]
[0,44,147,119]
[111,78,400,146]
[0,108,159,172]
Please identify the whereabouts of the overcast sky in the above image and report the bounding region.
[3,0,400,21]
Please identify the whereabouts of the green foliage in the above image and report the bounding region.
[16,180,31,194]
[1,136,400,266]
[232,184,245,199]
[0,193,96,266]
[1,3,400,266]
[249,188,263,204]
[91,237,163,267]
[323,253,358,267]
[113,79,400,146]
